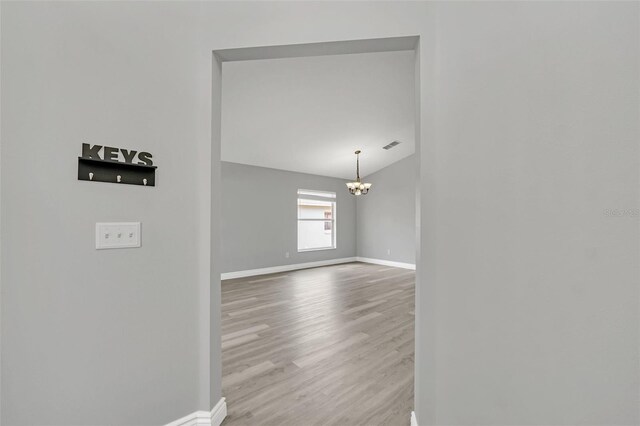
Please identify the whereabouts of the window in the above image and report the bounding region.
[297,189,336,251]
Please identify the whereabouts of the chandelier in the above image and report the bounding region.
[346,150,372,195]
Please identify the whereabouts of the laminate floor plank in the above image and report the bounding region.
[222,324,271,341]
[221,262,414,426]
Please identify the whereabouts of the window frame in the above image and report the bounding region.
[297,189,337,252]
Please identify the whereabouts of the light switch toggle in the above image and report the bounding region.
[96,222,141,249]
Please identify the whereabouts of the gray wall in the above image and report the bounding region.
[424,2,639,424]
[1,3,211,425]
[1,2,638,426]
[221,162,356,273]
[357,154,416,264]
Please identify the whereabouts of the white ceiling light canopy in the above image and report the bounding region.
[346,150,372,196]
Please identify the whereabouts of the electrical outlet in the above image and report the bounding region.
[96,222,141,249]
[285,251,290,258]
[387,249,391,255]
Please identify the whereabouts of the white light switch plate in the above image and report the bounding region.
[96,222,141,249]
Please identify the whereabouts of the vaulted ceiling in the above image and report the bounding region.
[221,50,415,179]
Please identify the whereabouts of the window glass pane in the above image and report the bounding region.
[298,199,333,219]
[298,221,334,250]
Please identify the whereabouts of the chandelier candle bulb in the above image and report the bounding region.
[346,150,371,195]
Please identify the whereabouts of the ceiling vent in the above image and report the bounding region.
[382,140,401,150]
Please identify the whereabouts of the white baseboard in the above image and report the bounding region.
[356,256,416,270]
[166,398,226,426]
[221,257,357,280]
[210,398,227,426]
[411,411,418,426]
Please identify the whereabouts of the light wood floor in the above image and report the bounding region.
[220,262,415,426]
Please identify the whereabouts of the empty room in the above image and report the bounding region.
[219,47,417,424]
[1,2,638,426]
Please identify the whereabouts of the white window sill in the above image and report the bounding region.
[298,247,337,253]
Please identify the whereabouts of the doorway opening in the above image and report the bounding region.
[212,36,421,425]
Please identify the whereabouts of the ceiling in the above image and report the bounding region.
[221,50,415,180]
